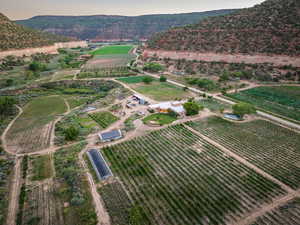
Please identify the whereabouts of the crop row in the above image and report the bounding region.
[186,117,300,189]
[89,111,119,129]
[98,182,132,225]
[251,198,300,225]
[102,124,285,225]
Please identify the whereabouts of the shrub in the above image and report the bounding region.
[142,76,154,84]
[232,102,256,118]
[159,75,167,82]
[143,62,164,72]
[64,126,79,141]
[183,101,203,116]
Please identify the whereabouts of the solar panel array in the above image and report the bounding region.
[87,149,112,180]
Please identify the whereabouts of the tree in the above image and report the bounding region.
[159,75,167,82]
[64,126,79,141]
[232,102,256,118]
[142,76,154,84]
[167,109,178,118]
[143,62,164,73]
[28,61,46,72]
[0,96,16,117]
[183,101,203,116]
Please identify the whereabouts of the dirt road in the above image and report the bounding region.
[6,157,22,225]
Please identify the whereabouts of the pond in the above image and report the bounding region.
[224,113,242,121]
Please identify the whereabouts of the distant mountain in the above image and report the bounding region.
[16,10,237,40]
[148,0,300,56]
[0,13,74,51]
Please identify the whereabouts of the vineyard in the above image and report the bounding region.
[226,86,300,122]
[0,155,14,225]
[6,96,67,153]
[21,180,64,225]
[89,111,119,129]
[251,198,300,225]
[78,67,136,78]
[186,117,300,189]
[102,124,286,225]
[98,181,132,225]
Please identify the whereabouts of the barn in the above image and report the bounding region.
[98,129,123,142]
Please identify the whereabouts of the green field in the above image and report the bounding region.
[198,98,231,112]
[226,86,300,122]
[132,81,192,101]
[186,116,300,189]
[30,155,53,181]
[7,96,67,153]
[117,75,155,84]
[89,111,119,129]
[102,124,285,225]
[143,113,177,125]
[91,45,134,55]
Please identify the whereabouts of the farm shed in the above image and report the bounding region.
[87,149,112,180]
[133,94,147,105]
[99,129,123,142]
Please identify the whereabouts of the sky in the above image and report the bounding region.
[2,0,266,20]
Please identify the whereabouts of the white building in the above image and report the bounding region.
[149,101,186,116]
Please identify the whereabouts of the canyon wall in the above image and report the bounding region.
[144,49,300,67]
[0,41,87,59]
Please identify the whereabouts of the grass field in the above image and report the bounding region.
[91,45,134,55]
[143,113,177,125]
[117,75,155,84]
[102,124,285,225]
[186,116,300,189]
[89,111,119,129]
[30,155,53,181]
[131,81,192,101]
[198,98,231,112]
[226,86,300,122]
[7,96,67,153]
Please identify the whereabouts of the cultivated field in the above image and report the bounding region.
[226,86,300,122]
[251,198,300,225]
[21,180,64,225]
[98,181,132,225]
[186,117,300,189]
[89,111,119,129]
[102,125,286,225]
[117,77,193,101]
[79,66,135,78]
[91,45,134,55]
[6,96,67,153]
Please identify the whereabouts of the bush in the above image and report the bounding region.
[159,75,167,82]
[64,126,79,141]
[143,76,154,84]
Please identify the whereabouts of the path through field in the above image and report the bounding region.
[6,157,22,225]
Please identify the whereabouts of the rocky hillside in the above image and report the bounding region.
[0,13,73,51]
[148,0,300,56]
[16,10,236,40]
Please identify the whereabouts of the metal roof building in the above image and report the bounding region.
[98,129,123,142]
[86,149,112,181]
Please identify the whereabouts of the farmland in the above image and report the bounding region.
[186,117,300,189]
[117,75,155,84]
[29,155,53,181]
[251,198,300,225]
[0,155,14,225]
[98,182,132,225]
[124,80,193,101]
[89,111,119,129]
[102,124,286,225]
[226,86,300,122]
[54,143,98,225]
[143,113,177,125]
[6,96,67,153]
[78,67,135,78]
[91,45,134,55]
